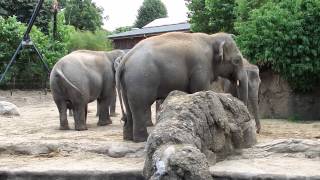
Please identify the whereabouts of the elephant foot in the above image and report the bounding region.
[97,120,112,126]
[133,134,148,142]
[123,125,133,141]
[133,129,149,142]
[59,125,70,130]
[75,124,88,131]
[146,120,154,127]
[110,112,119,117]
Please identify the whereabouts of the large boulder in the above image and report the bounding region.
[0,101,20,116]
[143,91,257,179]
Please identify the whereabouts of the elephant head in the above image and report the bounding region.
[211,33,248,105]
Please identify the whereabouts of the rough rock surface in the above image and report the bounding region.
[212,139,320,179]
[143,91,257,179]
[150,144,212,180]
[0,101,19,116]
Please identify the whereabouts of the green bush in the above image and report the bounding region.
[67,30,113,52]
[0,15,72,86]
[0,16,48,84]
[235,0,320,92]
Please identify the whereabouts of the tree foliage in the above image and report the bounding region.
[113,26,132,34]
[0,12,113,88]
[67,30,113,52]
[134,0,168,28]
[0,14,74,85]
[64,0,103,32]
[186,0,236,34]
[235,0,320,92]
[0,0,53,34]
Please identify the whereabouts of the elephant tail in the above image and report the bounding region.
[54,68,83,97]
[115,55,127,123]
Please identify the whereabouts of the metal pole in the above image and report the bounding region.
[32,44,50,73]
[0,43,23,83]
[0,0,47,84]
[24,0,44,38]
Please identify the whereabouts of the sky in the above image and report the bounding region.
[92,0,188,31]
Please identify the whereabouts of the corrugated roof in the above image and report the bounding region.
[108,22,190,39]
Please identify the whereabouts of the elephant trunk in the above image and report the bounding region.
[249,96,260,133]
[236,70,248,106]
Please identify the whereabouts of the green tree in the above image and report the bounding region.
[186,0,236,34]
[0,14,74,86]
[134,0,168,28]
[234,0,270,22]
[113,26,132,34]
[235,0,320,92]
[64,0,103,32]
[0,0,53,34]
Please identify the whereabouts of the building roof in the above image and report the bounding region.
[108,22,190,40]
[143,17,188,28]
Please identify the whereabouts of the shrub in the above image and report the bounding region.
[0,15,72,87]
[67,30,113,52]
[235,0,320,92]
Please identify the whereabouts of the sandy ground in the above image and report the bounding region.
[0,90,319,174]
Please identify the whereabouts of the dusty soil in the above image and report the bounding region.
[0,90,319,176]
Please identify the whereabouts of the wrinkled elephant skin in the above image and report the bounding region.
[116,32,248,142]
[50,50,124,130]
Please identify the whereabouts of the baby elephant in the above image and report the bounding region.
[50,49,125,130]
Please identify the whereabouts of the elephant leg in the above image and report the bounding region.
[122,92,134,141]
[96,101,100,117]
[73,103,88,131]
[130,102,150,142]
[85,104,88,123]
[55,99,69,130]
[249,97,261,133]
[109,89,118,117]
[97,97,112,126]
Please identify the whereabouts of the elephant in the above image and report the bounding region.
[50,49,125,130]
[220,59,261,133]
[116,32,248,142]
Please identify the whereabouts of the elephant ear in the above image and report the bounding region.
[219,41,225,61]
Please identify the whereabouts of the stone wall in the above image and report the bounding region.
[210,71,320,120]
[259,70,320,120]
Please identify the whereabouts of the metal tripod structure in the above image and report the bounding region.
[0,0,50,84]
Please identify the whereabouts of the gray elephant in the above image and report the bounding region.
[116,32,248,142]
[220,59,261,133]
[50,49,125,130]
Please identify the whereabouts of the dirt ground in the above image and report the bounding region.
[0,90,319,173]
[1,90,319,140]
